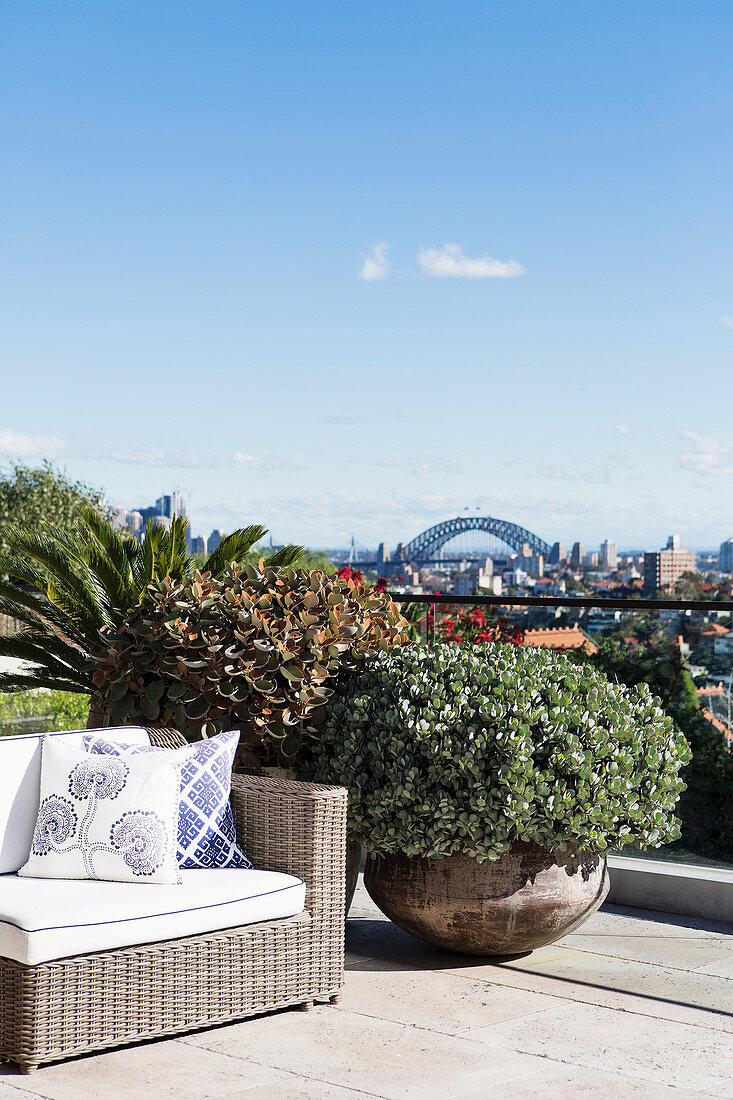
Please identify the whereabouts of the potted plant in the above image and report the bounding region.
[300,641,691,954]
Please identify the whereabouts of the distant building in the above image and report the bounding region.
[518,554,544,577]
[582,552,599,568]
[125,510,143,536]
[207,529,224,554]
[155,491,188,519]
[190,536,205,555]
[643,535,696,594]
[599,539,618,570]
[455,565,499,596]
[720,538,733,572]
[548,542,566,565]
[376,542,390,567]
[570,542,585,568]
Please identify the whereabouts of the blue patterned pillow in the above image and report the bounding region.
[83,730,252,870]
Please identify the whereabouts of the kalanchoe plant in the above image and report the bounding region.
[90,561,409,765]
[300,642,691,859]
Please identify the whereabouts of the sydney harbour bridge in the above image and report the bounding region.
[349,516,552,573]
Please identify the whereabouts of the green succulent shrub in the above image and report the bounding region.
[90,561,409,765]
[301,642,691,859]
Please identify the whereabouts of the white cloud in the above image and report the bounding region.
[0,429,67,459]
[678,431,733,477]
[326,410,363,425]
[615,424,631,435]
[378,456,461,476]
[109,449,213,468]
[723,316,733,329]
[231,453,304,471]
[417,243,525,279]
[358,241,391,281]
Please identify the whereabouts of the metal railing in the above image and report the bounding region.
[386,592,733,645]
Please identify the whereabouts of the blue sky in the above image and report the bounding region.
[1,2,732,551]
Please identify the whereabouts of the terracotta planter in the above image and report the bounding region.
[364,842,609,955]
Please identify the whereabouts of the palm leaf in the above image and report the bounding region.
[264,545,306,569]
[0,670,89,693]
[80,506,134,582]
[0,634,93,686]
[204,525,268,577]
[0,580,86,647]
[5,527,109,629]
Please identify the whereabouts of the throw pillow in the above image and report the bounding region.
[19,737,184,885]
[83,730,252,870]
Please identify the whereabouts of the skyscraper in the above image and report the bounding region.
[720,538,733,572]
[599,540,618,570]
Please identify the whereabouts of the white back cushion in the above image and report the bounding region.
[0,727,150,874]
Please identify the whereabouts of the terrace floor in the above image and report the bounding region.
[1,878,732,1100]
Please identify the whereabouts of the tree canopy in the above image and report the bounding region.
[0,462,110,553]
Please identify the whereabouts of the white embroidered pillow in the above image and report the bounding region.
[19,737,186,885]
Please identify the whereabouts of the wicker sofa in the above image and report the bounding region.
[0,726,347,1074]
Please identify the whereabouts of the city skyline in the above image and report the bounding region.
[2,5,733,548]
[121,488,727,557]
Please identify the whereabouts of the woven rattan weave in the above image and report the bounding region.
[0,728,347,1073]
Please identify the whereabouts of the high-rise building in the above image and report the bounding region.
[643,535,696,593]
[155,491,188,519]
[190,536,205,555]
[207,529,224,554]
[583,552,599,568]
[570,542,585,568]
[376,542,390,567]
[720,538,733,572]
[548,542,565,565]
[599,540,618,570]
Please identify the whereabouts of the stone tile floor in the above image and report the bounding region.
[1,878,732,1099]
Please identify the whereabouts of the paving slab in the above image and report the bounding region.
[347,914,732,1029]
[336,966,570,1033]
[181,1004,552,1100]
[559,904,733,970]
[467,1060,722,1099]
[466,1000,733,1093]
[0,1040,283,1100]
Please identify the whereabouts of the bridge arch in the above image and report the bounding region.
[396,516,551,566]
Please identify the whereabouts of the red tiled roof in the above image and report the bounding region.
[523,626,598,654]
[701,708,732,747]
[700,624,729,636]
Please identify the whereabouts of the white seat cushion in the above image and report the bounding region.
[0,869,306,965]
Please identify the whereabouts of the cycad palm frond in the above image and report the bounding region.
[0,670,89,693]
[264,544,306,569]
[0,631,93,685]
[5,526,110,630]
[203,525,268,576]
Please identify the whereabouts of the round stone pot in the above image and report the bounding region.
[364,842,609,955]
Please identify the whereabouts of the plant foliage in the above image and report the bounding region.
[301,642,691,859]
[0,462,110,554]
[570,641,733,862]
[89,562,409,764]
[0,508,303,696]
[0,689,90,736]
